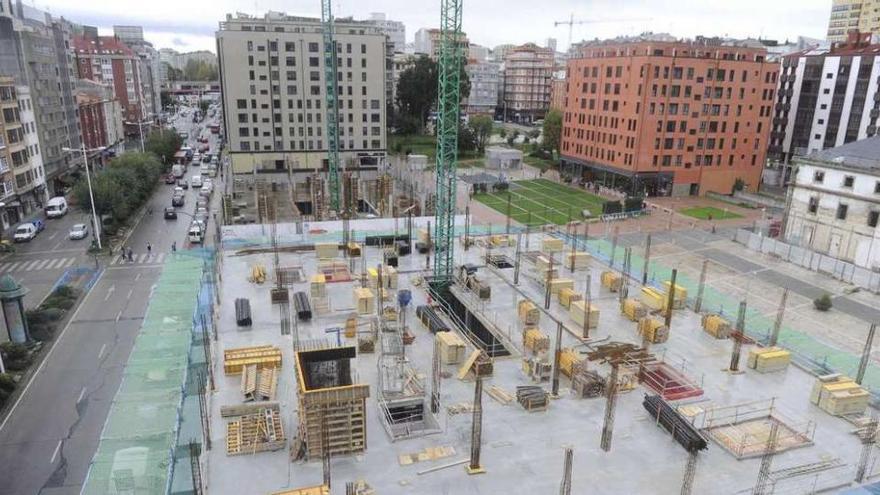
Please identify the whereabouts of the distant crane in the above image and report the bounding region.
[553,14,652,50]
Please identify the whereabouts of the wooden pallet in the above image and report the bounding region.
[258,367,278,400]
[226,407,286,456]
[241,365,257,401]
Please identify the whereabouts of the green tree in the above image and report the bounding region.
[395,55,471,134]
[183,60,218,81]
[542,109,563,156]
[160,90,174,111]
[199,100,210,115]
[458,123,477,153]
[73,153,162,230]
[163,62,183,82]
[144,129,183,169]
[469,115,493,153]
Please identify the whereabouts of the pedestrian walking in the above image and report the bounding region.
[171,241,177,253]
[127,247,133,262]
[147,242,152,255]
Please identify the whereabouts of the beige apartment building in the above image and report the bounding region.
[502,43,554,123]
[827,0,880,42]
[217,12,388,174]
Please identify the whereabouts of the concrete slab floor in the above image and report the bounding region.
[204,228,875,495]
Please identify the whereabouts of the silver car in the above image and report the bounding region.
[68,223,89,240]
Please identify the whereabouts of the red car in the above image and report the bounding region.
[164,174,176,184]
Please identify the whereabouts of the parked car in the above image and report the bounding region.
[177,179,189,189]
[188,224,204,244]
[199,185,211,197]
[174,186,185,195]
[45,197,68,218]
[13,222,40,242]
[164,207,178,220]
[165,174,177,184]
[191,175,203,188]
[195,199,209,211]
[68,223,88,240]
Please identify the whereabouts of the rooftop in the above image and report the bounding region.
[803,136,880,172]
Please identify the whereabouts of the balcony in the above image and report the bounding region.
[0,180,14,200]
[871,109,880,119]
[0,157,9,175]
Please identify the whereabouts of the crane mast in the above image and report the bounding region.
[432,0,464,284]
[321,0,341,212]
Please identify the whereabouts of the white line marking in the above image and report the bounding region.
[4,261,21,272]
[77,387,86,403]
[111,255,121,265]
[43,259,59,270]
[126,288,133,300]
[32,260,50,270]
[22,260,39,271]
[104,285,115,301]
[115,310,122,322]
[63,258,75,268]
[47,233,57,241]
[135,272,142,281]
[0,268,105,433]
[98,343,107,359]
[49,439,62,464]
[52,242,61,250]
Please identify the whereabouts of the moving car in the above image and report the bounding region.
[165,174,177,185]
[199,185,211,197]
[13,222,40,242]
[164,207,178,219]
[190,175,203,188]
[172,194,185,207]
[45,197,68,218]
[68,223,88,240]
[177,179,189,189]
[188,224,204,243]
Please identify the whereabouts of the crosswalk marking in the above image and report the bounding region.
[110,253,168,266]
[33,260,50,270]
[63,258,75,268]
[22,260,40,271]
[0,256,83,273]
[2,261,20,273]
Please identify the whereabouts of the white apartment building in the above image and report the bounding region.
[217,12,388,174]
[784,137,880,268]
[14,85,46,211]
[365,13,405,53]
[464,61,500,115]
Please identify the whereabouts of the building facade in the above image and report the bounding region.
[72,31,148,133]
[75,79,124,152]
[502,43,554,123]
[549,70,567,111]
[769,33,880,173]
[464,61,500,115]
[560,38,778,197]
[413,28,468,59]
[0,2,83,195]
[784,137,880,268]
[114,26,161,117]
[826,0,880,43]
[365,13,405,53]
[217,12,387,174]
[14,84,46,214]
[0,78,23,227]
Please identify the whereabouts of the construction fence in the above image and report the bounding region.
[552,229,880,403]
[733,228,880,294]
[81,250,215,495]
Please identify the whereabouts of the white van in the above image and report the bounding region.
[188,224,204,243]
[45,197,68,218]
[191,175,203,188]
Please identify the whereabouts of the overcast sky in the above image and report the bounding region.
[40,0,832,53]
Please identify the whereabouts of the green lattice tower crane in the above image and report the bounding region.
[432,0,464,284]
[321,0,341,211]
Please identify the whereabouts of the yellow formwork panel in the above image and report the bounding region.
[518,300,540,325]
[601,271,622,292]
[747,347,791,373]
[354,288,375,315]
[570,300,599,329]
[661,281,687,309]
[559,347,584,378]
[701,314,732,339]
[542,238,564,253]
[565,251,591,269]
[621,298,647,321]
[549,278,574,295]
[315,242,338,259]
[640,287,667,312]
[638,317,669,344]
[523,327,550,354]
[223,346,282,375]
[558,287,582,310]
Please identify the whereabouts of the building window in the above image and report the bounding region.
[813,171,824,183]
[837,203,848,220]
[308,42,319,52]
[875,181,880,194]
[870,211,880,228]
[843,175,854,188]
[808,197,818,214]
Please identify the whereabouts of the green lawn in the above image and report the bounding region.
[679,206,742,220]
[474,178,605,226]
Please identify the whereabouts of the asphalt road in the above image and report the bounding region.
[0,105,223,495]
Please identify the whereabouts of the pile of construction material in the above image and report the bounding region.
[642,394,708,452]
[557,287,582,309]
[240,365,278,401]
[522,357,552,383]
[542,237,564,253]
[225,403,286,456]
[637,317,669,344]
[571,366,605,398]
[293,291,312,321]
[747,347,791,373]
[354,287,375,315]
[315,242,338,258]
[516,386,549,412]
[661,281,688,309]
[249,263,267,284]
[570,300,599,330]
[601,271,622,292]
[811,374,869,416]
[235,298,252,326]
[565,251,590,270]
[701,314,732,339]
[457,350,493,380]
[224,345,282,375]
[621,298,647,322]
[523,327,550,355]
[518,300,540,326]
[310,274,329,314]
[640,286,668,312]
[436,331,466,364]
[416,305,449,333]
[558,347,584,378]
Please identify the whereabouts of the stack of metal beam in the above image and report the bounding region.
[293,291,312,321]
[516,386,549,412]
[642,394,708,452]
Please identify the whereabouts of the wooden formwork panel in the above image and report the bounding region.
[226,408,286,456]
[299,399,368,458]
[223,346,282,375]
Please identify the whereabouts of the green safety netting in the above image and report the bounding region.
[82,255,207,495]
[573,234,880,396]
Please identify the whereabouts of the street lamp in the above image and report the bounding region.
[124,113,155,153]
[62,144,104,250]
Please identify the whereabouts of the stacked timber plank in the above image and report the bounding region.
[534,256,558,280]
[489,234,515,247]
[457,350,493,379]
[523,327,550,354]
[315,242,338,259]
[557,287,582,309]
[571,367,605,398]
[621,298,647,322]
[661,281,688,309]
[559,347,584,378]
[701,314,732,339]
[542,238,564,253]
[436,331,466,364]
[518,300,540,325]
[569,300,599,329]
[642,394,707,452]
[601,271,622,292]
[516,386,549,411]
[310,274,327,298]
[272,485,329,495]
[811,374,870,416]
[523,357,552,382]
[565,251,591,270]
[354,288,375,315]
[640,287,667,312]
[638,317,669,344]
[224,346,282,375]
[747,347,791,373]
[548,278,574,294]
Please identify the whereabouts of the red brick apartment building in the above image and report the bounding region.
[560,39,779,196]
[72,33,144,128]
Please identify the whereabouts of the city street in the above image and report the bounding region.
[0,106,223,495]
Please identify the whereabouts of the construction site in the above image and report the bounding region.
[178,2,880,494]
